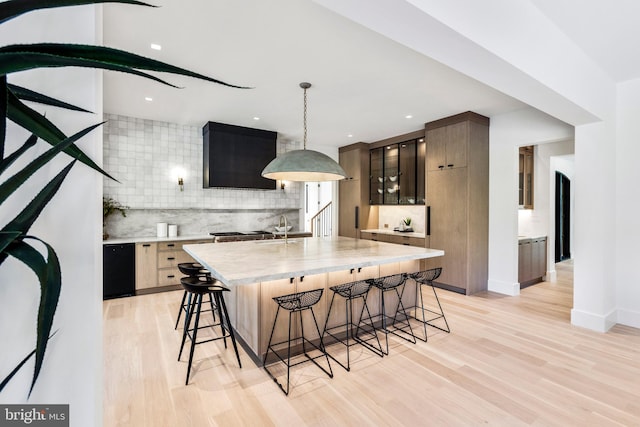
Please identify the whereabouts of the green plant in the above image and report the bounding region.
[0,0,247,396]
[103,196,128,220]
[403,217,412,227]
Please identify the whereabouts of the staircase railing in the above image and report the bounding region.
[310,202,332,237]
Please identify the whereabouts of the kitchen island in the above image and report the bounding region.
[183,236,444,362]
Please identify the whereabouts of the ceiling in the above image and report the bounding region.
[103,0,637,150]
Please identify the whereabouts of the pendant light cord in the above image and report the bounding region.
[303,85,308,150]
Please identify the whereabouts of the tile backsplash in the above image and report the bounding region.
[103,114,304,237]
[103,114,301,210]
[378,205,426,233]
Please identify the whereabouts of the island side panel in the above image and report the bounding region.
[235,282,260,354]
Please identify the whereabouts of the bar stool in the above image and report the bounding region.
[178,275,241,385]
[369,273,416,355]
[322,280,383,371]
[175,262,215,330]
[263,288,333,395]
[408,268,450,341]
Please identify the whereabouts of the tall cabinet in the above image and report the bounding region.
[338,143,378,238]
[425,112,489,295]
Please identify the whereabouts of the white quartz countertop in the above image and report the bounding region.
[518,235,547,242]
[103,234,213,245]
[361,228,426,239]
[184,236,444,286]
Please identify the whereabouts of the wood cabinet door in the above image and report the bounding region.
[135,243,157,289]
[518,241,532,283]
[445,121,468,169]
[338,179,359,238]
[426,126,447,171]
[427,168,468,290]
[339,148,361,180]
[533,238,547,278]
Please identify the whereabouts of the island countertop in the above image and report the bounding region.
[183,236,444,286]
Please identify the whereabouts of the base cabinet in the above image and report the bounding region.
[518,237,547,286]
[134,239,210,293]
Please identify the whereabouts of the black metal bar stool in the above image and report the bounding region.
[408,268,450,341]
[263,288,333,395]
[175,262,215,330]
[322,280,383,371]
[178,275,241,385]
[368,273,416,355]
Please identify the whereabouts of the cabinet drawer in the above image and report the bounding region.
[158,268,181,286]
[158,250,194,268]
[158,241,182,251]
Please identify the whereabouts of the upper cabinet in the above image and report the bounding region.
[338,143,378,238]
[519,146,534,209]
[426,121,468,171]
[369,135,425,205]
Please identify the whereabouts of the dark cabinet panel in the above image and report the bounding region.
[103,243,135,299]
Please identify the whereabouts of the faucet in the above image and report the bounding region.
[279,215,288,244]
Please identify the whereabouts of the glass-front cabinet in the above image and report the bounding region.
[370,138,425,205]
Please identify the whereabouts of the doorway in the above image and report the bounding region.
[555,171,571,262]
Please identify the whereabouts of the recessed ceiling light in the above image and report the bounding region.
[253,117,260,120]
[347,134,353,138]
[144,97,153,102]
[150,43,162,51]
[405,115,413,119]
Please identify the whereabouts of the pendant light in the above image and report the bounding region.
[261,82,347,182]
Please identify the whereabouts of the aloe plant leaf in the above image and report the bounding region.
[0,44,250,89]
[0,331,57,393]
[1,160,76,249]
[1,75,6,160]
[7,92,116,180]
[0,230,21,253]
[0,134,38,175]
[0,0,154,24]
[0,125,88,206]
[0,347,35,393]
[8,84,92,113]
[5,238,62,396]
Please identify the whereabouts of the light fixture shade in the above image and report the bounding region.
[261,149,347,181]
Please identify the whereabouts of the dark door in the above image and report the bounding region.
[555,172,571,262]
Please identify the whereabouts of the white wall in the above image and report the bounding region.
[615,78,640,328]
[0,5,103,426]
[488,108,573,296]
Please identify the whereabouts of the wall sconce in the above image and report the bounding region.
[178,177,184,191]
[280,180,286,191]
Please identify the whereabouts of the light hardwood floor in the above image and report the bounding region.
[103,261,640,426]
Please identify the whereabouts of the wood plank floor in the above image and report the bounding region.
[103,261,640,426]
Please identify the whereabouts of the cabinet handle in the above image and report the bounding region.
[167,257,175,261]
[357,267,362,273]
[167,275,175,279]
[142,244,150,247]
[167,243,175,247]
[300,276,304,282]
[403,243,410,246]
[350,268,355,274]
[447,164,454,168]
[426,206,431,236]
[438,165,444,169]
[355,206,359,229]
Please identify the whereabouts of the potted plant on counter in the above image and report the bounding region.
[103,197,128,240]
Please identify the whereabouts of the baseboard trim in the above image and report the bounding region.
[487,279,520,296]
[571,307,617,332]
[545,269,557,281]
